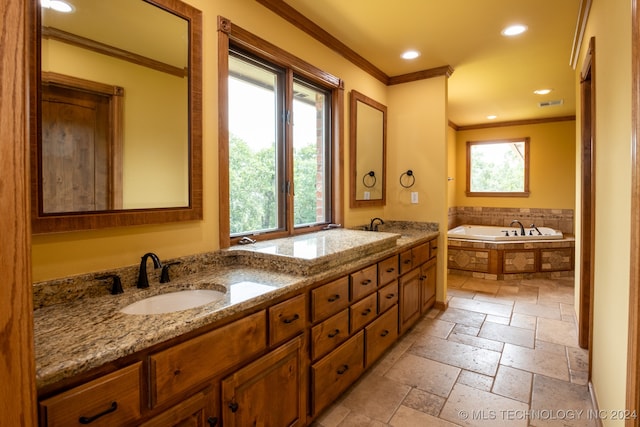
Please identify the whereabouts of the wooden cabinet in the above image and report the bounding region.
[222,336,305,427]
[269,293,306,347]
[378,255,398,286]
[39,363,142,427]
[378,280,398,313]
[365,305,399,368]
[149,310,267,407]
[420,258,437,313]
[399,267,421,333]
[311,332,364,416]
[311,309,349,361]
[311,276,349,322]
[140,387,217,427]
[350,292,377,332]
[350,264,377,301]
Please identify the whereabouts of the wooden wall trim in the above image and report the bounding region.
[454,115,576,131]
[388,65,455,86]
[0,0,38,424]
[255,0,389,84]
[627,0,640,424]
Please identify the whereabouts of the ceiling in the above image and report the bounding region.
[281,0,582,127]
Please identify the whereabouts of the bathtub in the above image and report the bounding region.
[448,224,563,241]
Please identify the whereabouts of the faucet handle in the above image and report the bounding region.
[97,274,124,295]
[160,261,181,283]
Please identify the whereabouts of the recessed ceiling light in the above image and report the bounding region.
[501,24,527,37]
[401,50,420,60]
[487,115,498,120]
[534,89,553,95]
[41,0,75,13]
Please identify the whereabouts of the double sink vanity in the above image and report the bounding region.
[34,223,439,426]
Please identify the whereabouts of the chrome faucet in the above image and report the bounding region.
[137,252,162,288]
[510,220,525,236]
[369,217,385,231]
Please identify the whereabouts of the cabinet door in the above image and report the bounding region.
[141,387,218,427]
[399,268,421,333]
[420,258,437,313]
[222,336,305,427]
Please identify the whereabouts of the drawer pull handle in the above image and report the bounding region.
[328,294,341,302]
[403,259,411,265]
[282,313,300,324]
[386,293,395,299]
[381,329,390,337]
[78,401,118,424]
[420,275,427,280]
[207,417,219,426]
[228,402,239,413]
[328,329,340,338]
[385,267,395,273]
[361,308,372,316]
[336,364,349,375]
[361,279,372,286]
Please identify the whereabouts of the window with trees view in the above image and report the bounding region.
[466,138,530,197]
[226,47,335,240]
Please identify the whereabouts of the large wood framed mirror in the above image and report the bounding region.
[29,0,202,233]
[349,90,387,208]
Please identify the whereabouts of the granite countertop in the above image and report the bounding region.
[33,224,438,390]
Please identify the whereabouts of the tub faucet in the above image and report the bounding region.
[510,220,525,236]
[530,223,542,235]
[137,252,162,289]
[369,217,385,231]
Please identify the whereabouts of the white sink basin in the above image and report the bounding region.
[121,289,226,315]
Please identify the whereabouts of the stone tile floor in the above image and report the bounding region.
[312,274,596,427]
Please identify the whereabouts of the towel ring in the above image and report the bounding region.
[399,170,415,188]
[362,171,376,188]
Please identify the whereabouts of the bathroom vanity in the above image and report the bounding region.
[34,226,439,426]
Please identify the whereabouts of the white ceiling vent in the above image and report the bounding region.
[538,99,564,108]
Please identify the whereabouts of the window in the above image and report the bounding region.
[218,20,342,246]
[466,138,530,197]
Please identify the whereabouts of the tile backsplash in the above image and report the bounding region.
[448,206,574,235]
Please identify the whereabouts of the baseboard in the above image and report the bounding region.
[435,300,449,311]
[589,381,604,427]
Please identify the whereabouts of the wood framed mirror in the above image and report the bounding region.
[349,90,387,208]
[29,0,202,233]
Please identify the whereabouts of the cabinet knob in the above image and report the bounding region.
[361,279,372,286]
[207,417,219,426]
[380,329,390,337]
[361,308,372,316]
[327,294,341,302]
[228,402,239,413]
[385,293,395,299]
[328,329,340,338]
[385,267,395,273]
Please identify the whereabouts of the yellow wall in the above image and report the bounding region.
[385,77,449,303]
[447,126,457,208]
[576,0,631,423]
[453,121,576,209]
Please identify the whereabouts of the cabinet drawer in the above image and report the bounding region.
[350,292,377,332]
[269,294,306,347]
[378,280,398,313]
[311,331,364,416]
[378,255,398,286]
[366,305,399,368]
[311,309,349,360]
[430,238,438,259]
[399,249,413,275]
[40,363,142,427]
[350,264,377,301]
[412,242,430,266]
[149,310,266,407]
[311,276,350,322]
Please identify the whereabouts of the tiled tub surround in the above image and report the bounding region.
[448,206,574,235]
[33,224,438,391]
[448,238,575,280]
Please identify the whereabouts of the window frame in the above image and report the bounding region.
[465,137,530,197]
[217,16,344,248]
